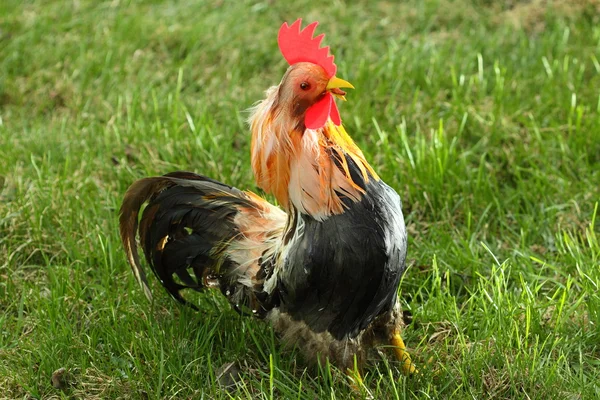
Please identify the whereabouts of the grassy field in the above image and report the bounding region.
[1,0,599,398]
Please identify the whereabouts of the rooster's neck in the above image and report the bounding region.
[249,87,378,221]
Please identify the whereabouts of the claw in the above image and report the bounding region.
[346,367,363,389]
[346,367,374,398]
[346,355,368,396]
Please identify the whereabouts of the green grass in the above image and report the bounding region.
[1,0,599,398]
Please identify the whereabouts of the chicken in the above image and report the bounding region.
[119,19,416,381]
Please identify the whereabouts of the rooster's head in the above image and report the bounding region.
[250,19,375,216]
[277,19,354,130]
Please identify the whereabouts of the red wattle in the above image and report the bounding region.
[329,100,341,126]
[305,93,333,130]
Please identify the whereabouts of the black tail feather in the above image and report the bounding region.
[119,172,247,305]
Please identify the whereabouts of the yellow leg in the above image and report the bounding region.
[391,332,418,375]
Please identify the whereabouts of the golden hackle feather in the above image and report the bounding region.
[249,88,379,220]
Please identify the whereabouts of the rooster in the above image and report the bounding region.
[119,19,416,381]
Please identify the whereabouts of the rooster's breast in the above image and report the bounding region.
[275,179,407,340]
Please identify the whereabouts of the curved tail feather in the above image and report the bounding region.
[119,171,286,311]
[119,175,174,301]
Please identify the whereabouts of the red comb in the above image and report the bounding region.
[278,19,337,78]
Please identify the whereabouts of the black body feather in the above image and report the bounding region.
[277,177,407,340]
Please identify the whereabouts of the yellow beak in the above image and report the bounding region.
[326,76,354,101]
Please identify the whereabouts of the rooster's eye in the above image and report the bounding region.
[300,82,310,91]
